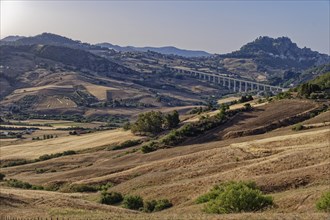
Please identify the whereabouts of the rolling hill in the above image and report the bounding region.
[1,98,329,219]
[0,33,329,120]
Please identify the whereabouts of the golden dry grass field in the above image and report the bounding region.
[0,100,329,219]
[0,129,141,160]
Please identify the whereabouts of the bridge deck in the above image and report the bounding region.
[169,67,286,92]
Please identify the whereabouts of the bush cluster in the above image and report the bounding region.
[292,123,304,131]
[123,195,144,210]
[111,140,142,150]
[1,150,77,168]
[295,72,330,99]
[5,113,128,124]
[189,107,206,115]
[141,108,244,153]
[37,150,76,162]
[275,91,292,100]
[69,184,98,192]
[97,182,114,191]
[141,141,158,153]
[100,192,173,213]
[197,181,273,214]
[239,95,253,103]
[6,179,44,190]
[131,110,180,135]
[144,199,172,212]
[316,191,330,212]
[1,159,29,167]
[100,191,123,205]
[33,134,57,140]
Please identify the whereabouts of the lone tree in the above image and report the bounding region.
[164,110,180,129]
[131,111,164,135]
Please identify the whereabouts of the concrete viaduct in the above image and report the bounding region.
[169,67,286,93]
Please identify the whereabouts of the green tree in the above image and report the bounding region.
[131,111,164,135]
[164,110,180,129]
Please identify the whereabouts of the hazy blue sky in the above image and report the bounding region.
[1,0,329,54]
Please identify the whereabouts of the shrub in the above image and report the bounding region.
[112,140,142,150]
[141,142,158,153]
[44,181,66,191]
[70,184,98,192]
[276,92,292,100]
[123,195,144,210]
[144,199,172,212]
[154,199,173,211]
[6,179,32,189]
[35,168,46,174]
[198,181,273,214]
[6,179,44,190]
[161,130,185,146]
[100,191,123,205]
[244,103,252,111]
[97,182,114,191]
[62,150,76,156]
[316,191,330,212]
[239,95,253,103]
[144,200,158,212]
[196,185,223,204]
[2,159,29,167]
[0,173,5,181]
[292,123,304,131]
[37,150,76,162]
[31,185,44,190]
[38,154,52,161]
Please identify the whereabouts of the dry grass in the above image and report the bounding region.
[0,129,141,160]
[217,96,240,105]
[12,85,73,94]
[84,84,118,100]
[1,126,329,219]
[1,100,329,219]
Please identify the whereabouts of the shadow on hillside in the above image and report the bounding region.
[180,108,265,146]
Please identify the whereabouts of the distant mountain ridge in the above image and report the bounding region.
[0,33,211,57]
[1,33,329,87]
[96,42,211,57]
[0,33,100,50]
